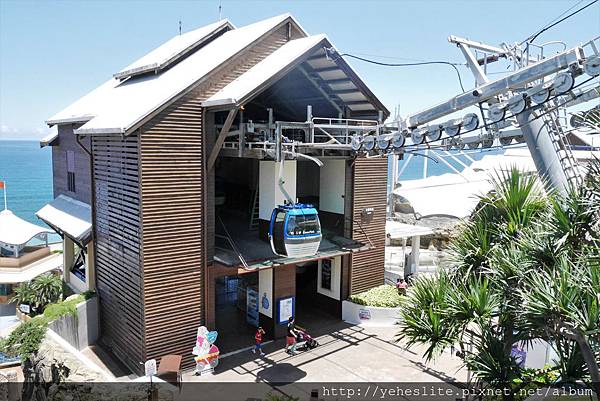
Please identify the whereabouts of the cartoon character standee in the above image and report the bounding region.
[193,326,219,374]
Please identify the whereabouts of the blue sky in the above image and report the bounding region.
[0,0,598,139]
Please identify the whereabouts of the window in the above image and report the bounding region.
[321,259,332,290]
[0,284,13,296]
[66,151,76,192]
[67,172,76,192]
[286,214,320,236]
[71,245,86,281]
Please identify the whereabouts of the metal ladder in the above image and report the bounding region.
[248,185,260,231]
[540,106,583,188]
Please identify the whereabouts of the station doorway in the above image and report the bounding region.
[294,260,344,336]
[214,272,259,353]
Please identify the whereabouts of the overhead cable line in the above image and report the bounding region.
[328,49,466,92]
[521,0,585,44]
[522,0,599,44]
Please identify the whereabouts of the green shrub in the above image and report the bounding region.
[31,273,63,309]
[0,318,48,360]
[41,291,95,322]
[42,295,84,321]
[348,284,403,307]
[9,282,35,306]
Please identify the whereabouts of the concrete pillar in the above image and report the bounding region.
[319,159,345,214]
[63,237,74,284]
[258,160,297,240]
[411,235,420,274]
[85,241,95,290]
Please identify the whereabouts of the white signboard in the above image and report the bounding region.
[144,359,157,377]
[258,268,273,318]
[278,296,295,324]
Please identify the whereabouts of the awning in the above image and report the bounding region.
[386,221,434,239]
[0,253,62,283]
[36,195,92,244]
[0,210,52,246]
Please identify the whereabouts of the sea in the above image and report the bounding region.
[0,139,60,242]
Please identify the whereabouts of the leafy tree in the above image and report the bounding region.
[0,318,48,361]
[398,165,600,399]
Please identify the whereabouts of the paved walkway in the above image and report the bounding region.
[184,323,466,383]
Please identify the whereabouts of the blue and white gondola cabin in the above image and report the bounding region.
[269,204,322,258]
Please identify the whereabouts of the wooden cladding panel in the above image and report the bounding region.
[140,95,205,366]
[350,157,388,295]
[92,134,145,373]
[138,23,300,368]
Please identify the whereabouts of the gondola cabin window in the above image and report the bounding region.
[286,214,320,236]
[321,259,332,290]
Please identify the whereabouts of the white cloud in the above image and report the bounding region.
[0,124,19,137]
[0,123,52,139]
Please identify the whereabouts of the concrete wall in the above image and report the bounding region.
[319,159,346,214]
[341,300,401,327]
[49,297,99,351]
[258,160,297,220]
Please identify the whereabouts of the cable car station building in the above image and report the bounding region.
[45,14,389,374]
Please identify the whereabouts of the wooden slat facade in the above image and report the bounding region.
[139,95,205,367]
[350,157,388,294]
[92,134,145,372]
[137,22,299,371]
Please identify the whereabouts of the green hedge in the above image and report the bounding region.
[348,284,403,307]
[1,291,96,361]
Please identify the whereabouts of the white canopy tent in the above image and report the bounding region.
[0,209,51,257]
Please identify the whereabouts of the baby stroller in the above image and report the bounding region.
[295,327,319,350]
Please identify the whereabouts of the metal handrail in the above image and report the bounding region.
[216,216,249,269]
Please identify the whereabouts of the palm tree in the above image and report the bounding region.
[31,273,63,310]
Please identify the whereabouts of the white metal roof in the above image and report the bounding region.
[386,221,434,239]
[39,126,58,148]
[114,20,234,80]
[47,14,305,134]
[36,195,92,244]
[202,34,328,108]
[0,209,52,246]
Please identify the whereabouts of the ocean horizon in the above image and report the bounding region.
[0,139,59,242]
